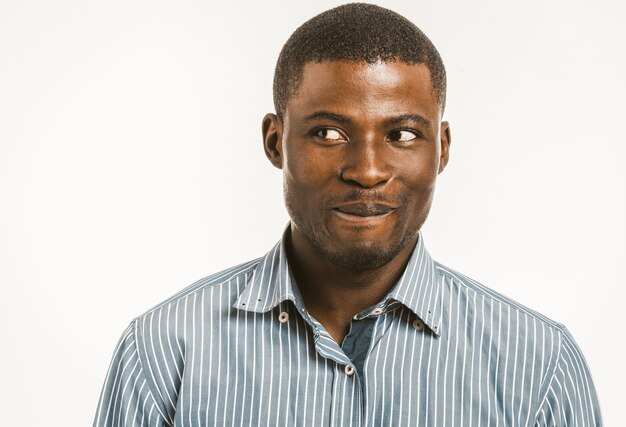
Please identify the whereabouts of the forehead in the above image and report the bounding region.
[286,61,441,122]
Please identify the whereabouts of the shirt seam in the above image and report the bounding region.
[132,317,174,426]
[533,324,564,422]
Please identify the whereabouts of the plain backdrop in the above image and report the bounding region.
[1,0,624,425]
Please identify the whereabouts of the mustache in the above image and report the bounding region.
[320,189,407,209]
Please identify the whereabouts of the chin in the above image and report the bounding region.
[323,245,397,270]
[320,230,418,270]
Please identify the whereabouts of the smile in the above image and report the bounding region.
[332,203,397,223]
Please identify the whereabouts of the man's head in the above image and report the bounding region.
[273,3,447,118]
[263,3,451,271]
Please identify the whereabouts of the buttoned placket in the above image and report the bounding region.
[337,304,394,426]
[273,298,430,426]
[230,227,443,426]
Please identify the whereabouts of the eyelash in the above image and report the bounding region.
[388,129,423,142]
[308,127,346,141]
[308,127,423,143]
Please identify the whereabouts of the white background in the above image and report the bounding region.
[1,0,624,425]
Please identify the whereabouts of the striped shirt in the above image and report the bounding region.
[94,230,601,426]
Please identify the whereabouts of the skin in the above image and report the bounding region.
[262,61,451,343]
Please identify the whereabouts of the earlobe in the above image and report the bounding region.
[438,121,451,174]
[262,113,283,169]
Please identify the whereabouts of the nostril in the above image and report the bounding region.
[341,163,391,188]
[340,143,392,187]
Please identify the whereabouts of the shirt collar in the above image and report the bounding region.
[385,232,442,335]
[233,225,305,314]
[234,225,442,335]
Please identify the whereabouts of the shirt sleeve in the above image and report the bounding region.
[535,324,602,426]
[93,321,170,427]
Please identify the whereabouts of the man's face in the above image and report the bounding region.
[264,61,450,270]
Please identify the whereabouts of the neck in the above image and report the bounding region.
[285,224,417,343]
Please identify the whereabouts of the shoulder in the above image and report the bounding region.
[432,259,571,385]
[433,260,561,329]
[129,257,262,348]
[137,257,260,322]
[431,261,601,424]
[123,257,262,417]
[432,261,596,410]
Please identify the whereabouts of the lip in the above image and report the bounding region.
[332,203,397,224]
[333,203,397,216]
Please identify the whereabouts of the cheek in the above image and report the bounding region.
[399,152,439,189]
[397,152,440,217]
[283,146,339,191]
[282,157,328,215]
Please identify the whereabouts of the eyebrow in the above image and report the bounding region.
[302,111,431,127]
[303,111,350,123]
[386,113,431,127]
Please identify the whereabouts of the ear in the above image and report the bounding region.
[438,121,451,174]
[262,113,283,169]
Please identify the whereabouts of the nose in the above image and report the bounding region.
[340,139,392,188]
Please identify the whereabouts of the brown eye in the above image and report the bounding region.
[388,130,417,142]
[316,128,343,140]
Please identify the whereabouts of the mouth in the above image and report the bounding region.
[333,203,397,218]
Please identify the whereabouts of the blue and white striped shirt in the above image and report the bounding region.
[94,231,601,426]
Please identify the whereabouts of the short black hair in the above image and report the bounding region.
[273,3,447,117]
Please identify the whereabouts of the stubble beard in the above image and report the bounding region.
[286,198,422,271]
[308,229,417,270]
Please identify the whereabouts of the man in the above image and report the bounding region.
[94,3,601,426]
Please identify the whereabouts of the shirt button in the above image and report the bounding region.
[344,365,355,376]
[278,312,289,323]
[412,318,424,331]
[370,308,383,316]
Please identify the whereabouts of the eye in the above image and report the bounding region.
[315,128,344,141]
[388,130,418,142]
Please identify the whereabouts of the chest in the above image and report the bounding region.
[166,305,545,426]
